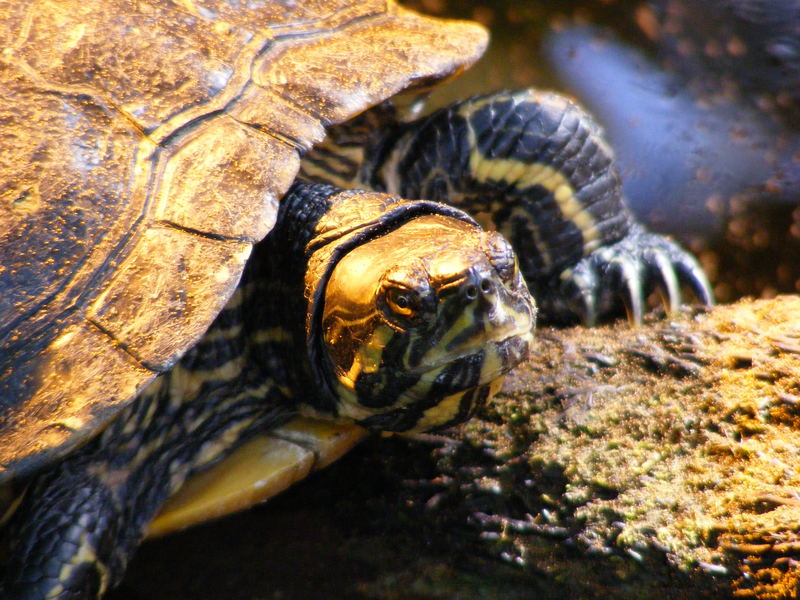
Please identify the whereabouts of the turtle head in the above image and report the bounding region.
[312,212,536,433]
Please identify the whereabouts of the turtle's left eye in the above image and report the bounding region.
[385,287,419,319]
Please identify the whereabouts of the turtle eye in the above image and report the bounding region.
[497,256,518,284]
[385,288,418,319]
[485,231,518,284]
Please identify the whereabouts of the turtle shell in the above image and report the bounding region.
[0,0,486,482]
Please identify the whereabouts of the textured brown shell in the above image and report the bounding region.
[0,0,487,481]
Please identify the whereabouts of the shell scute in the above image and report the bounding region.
[0,0,487,481]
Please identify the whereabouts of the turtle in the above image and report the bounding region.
[0,1,713,598]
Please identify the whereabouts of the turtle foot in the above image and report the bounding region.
[557,225,713,326]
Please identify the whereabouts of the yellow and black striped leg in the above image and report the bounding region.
[370,89,713,323]
[3,373,290,600]
[5,458,123,599]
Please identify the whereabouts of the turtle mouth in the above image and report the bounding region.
[409,317,535,378]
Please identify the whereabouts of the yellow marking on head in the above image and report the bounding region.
[332,364,441,424]
[415,377,506,433]
[438,308,478,351]
[416,377,506,434]
[480,343,503,383]
[323,311,377,350]
[403,372,436,402]
[342,323,395,387]
[413,389,466,432]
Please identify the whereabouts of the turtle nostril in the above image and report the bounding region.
[464,279,493,301]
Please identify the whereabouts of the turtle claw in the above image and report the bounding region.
[649,248,682,317]
[563,260,600,326]
[555,225,713,325]
[604,253,645,325]
[674,255,714,307]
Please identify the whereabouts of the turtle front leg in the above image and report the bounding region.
[5,454,134,600]
[3,373,289,600]
[367,89,712,324]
